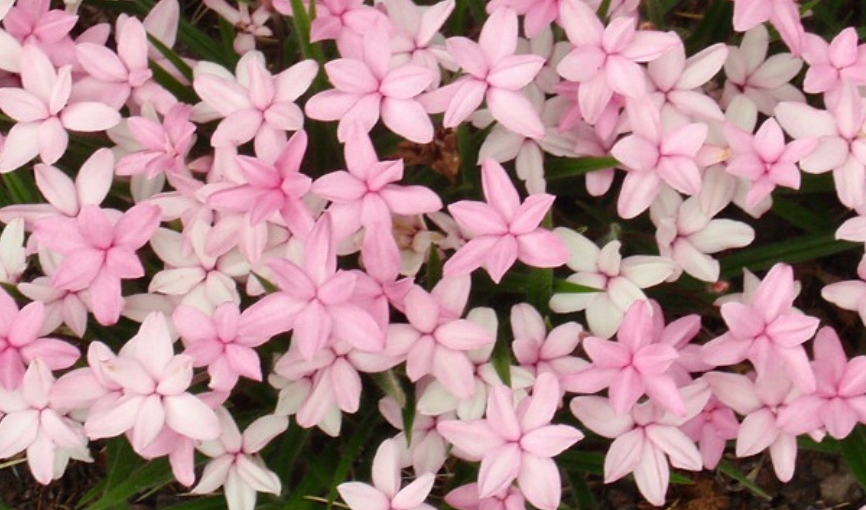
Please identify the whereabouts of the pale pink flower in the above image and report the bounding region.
[17,249,90,337]
[384,0,455,86]
[305,29,437,143]
[723,116,816,207]
[207,130,315,238]
[311,125,442,241]
[556,0,680,124]
[571,381,709,506]
[730,0,805,55]
[802,28,866,102]
[0,218,26,283]
[267,215,385,360]
[390,276,494,399]
[564,300,688,417]
[83,313,222,452]
[704,371,823,482]
[646,43,729,122]
[775,83,866,209]
[173,300,291,391]
[337,439,436,510]
[822,254,866,326]
[192,408,287,510]
[610,96,707,218]
[0,290,79,390]
[784,327,866,439]
[702,263,820,393]
[438,374,583,510]
[0,359,87,485]
[444,159,568,283]
[3,0,78,61]
[446,483,526,510]
[116,103,196,179]
[722,25,805,115]
[379,395,450,475]
[650,179,755,282]
[204,0,273,54]
[510,302,586,382]
[0,44,121,172]
[302,0,389,57]
[420,8,546,138]
[193,51,317,160]
[549,228,675,338]
[74,16,153,110]
[34,203,161,326]
[680,396,740,469]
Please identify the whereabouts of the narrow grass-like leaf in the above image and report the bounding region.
[553,279,601,294]
[2,171,38,204]
[491,327,513,387]
[685,0,733,54]
[150,59,199,104]
[716,459,772,501]
[841,426,866,490]
[326,410,380,509]
[565,470,597,510]
[147,34,194,82]
[720,233,858,278]
[82,458,175,510]
[799,435,840,454]
[425,246,443,291]
[545,156,618,181]
[771,196,835,233]
[527,267,553,316]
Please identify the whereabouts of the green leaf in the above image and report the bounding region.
[252,271,280,293]
[527,267,553,316]
[799,435,840,454]
[326,410,381,509]
[147,34,193,82]
[720,233,859,278]
[841,426,866,491]
[553,279,601,294]
[545,156,619,181]
[565,470,597,510]
[425,246,443,291]
[81,458,175,510]
[491,328,513,387]
[716,459,772,501]
[2,171,39,205]
[771,196,835,233]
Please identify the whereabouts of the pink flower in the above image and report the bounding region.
[646,42,729,121]
[0,359,87,485]
[379,395,450,475]
[702,263,820,393]
[311,125,442,242]
[0,44,121,172]
[438,373,583,510]
[510,302,586,382]
[420,8,546,138]
[822,254,866,325]
[723,117,816,207]
[0,290,79,390]
[34,203,161,326]
[444,159,568,283]
[305,28,437,143]
[337,439,436,510]
[564,300,688,417]
[390,276,494,398]
[704,371,823,482]
[192,408,288,510]
[193,51,317,160]
[802,28,866,101]
[116,103,196,179]
[83,313,222,453]
[610,97,707,218]
[204,0,273,54]
[173,300,291,391]
[556,0,680,124]
[571,381,709,506]
[680,396,740,469]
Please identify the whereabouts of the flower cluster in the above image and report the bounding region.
[0,0,865,509]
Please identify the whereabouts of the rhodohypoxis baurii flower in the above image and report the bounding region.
[438,373,584,510]
[0,44,121,172]
[704,371,823,482]
[646,42,729,122]
[207,129,315,238]
[337,438,436,510]
[723,116,817,207]
[555,0,680,124]
[392,276,494,399]
[305,28,438,143]
[571,381,709,506]
[610,97,707,218]
[784,327,866,439]
[173,299,292,391]
[702,263,820,393]
[193,408,287,510]
[116,103,196,179]
[34,203,161,326]
[510,302,586,382]
[420,7,546,138]
[822,254,866,326]
[549,228,675,339]
[802,27,866,101]
[203,0,273,54]
[0,359,88,485]
[83,313,222,453]
[267,215,385,360]
[0,290,79,390]
[311,125,442,242]
[193,51,317,160]
[444,158,568,283]
[564,300,688,417]
[384,0,455,83]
